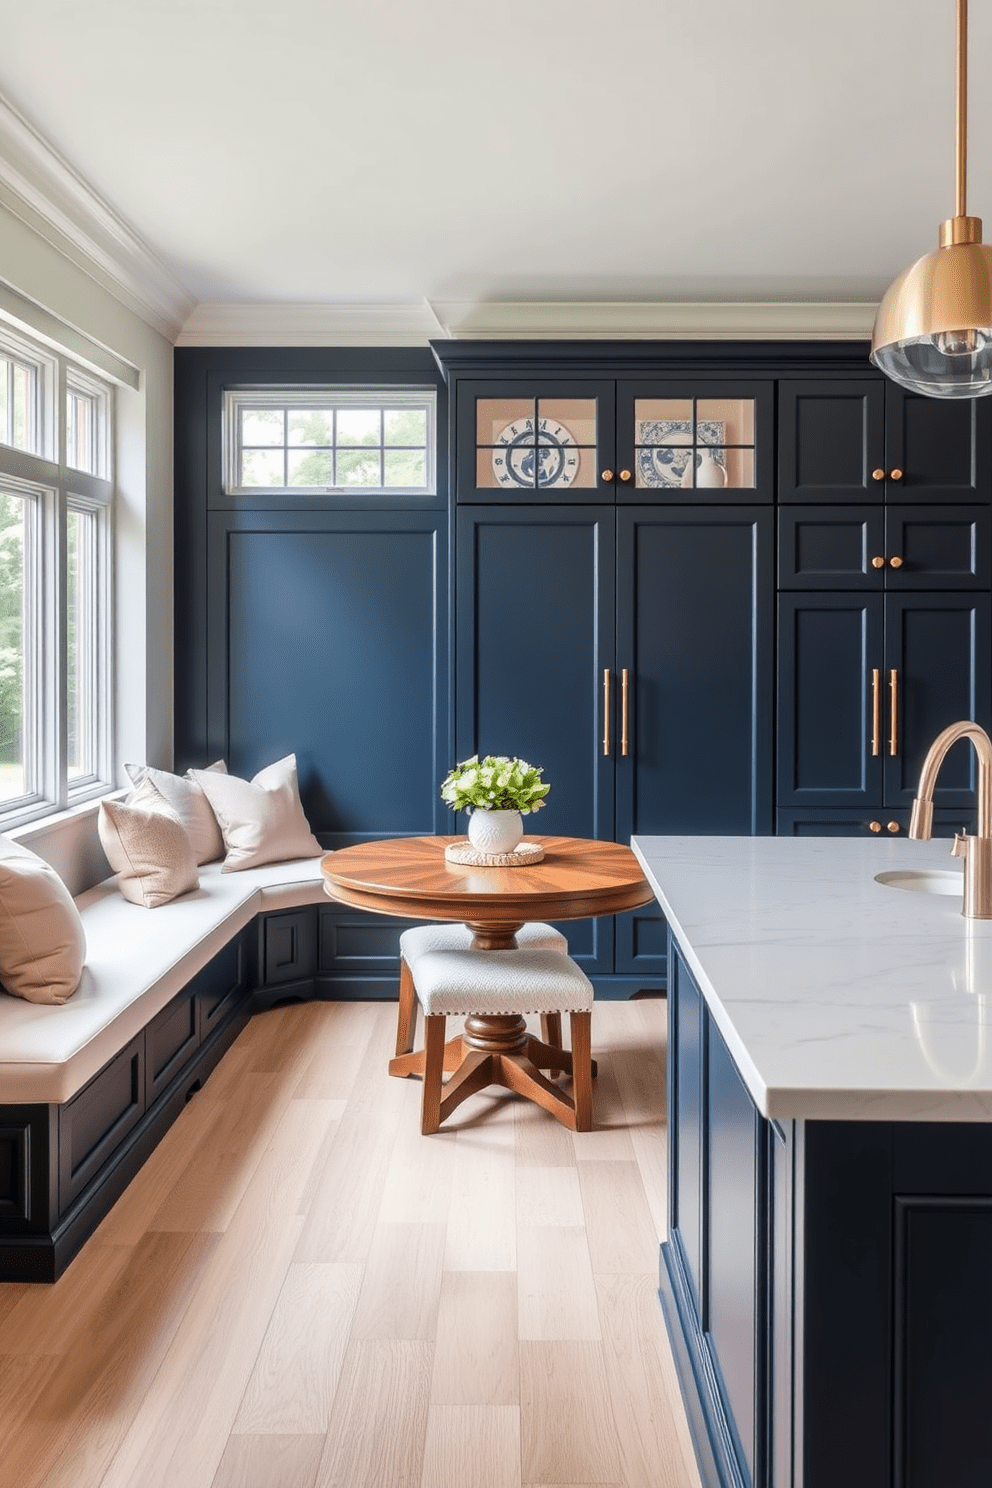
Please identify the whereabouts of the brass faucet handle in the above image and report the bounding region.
[952,831,970,858]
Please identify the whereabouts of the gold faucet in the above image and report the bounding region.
[909,720,992,918]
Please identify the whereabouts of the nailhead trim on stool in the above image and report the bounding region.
[391,943,596,1135]
[398,920,567,965]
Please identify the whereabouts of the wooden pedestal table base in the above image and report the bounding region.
[321,835,654,1133]
[389,1006,597,1134]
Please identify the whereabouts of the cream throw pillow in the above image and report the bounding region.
[124,760,227,864]
[99,780,199,908]
[189,753,321,872]
[0,836,86,1004]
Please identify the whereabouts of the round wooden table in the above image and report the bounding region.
[321,835,655,1126]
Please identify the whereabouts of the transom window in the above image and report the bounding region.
[0,325,113,825]
[224,389,436,495]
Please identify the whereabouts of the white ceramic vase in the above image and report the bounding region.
[681,451,727,489]
[467,808,523,855]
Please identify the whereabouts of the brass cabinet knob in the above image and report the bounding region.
[601,469,614,482]
[871,555,886,569]
[890,467,904,481]
[889,555,904,569]
[618,469,633,483]
[872,468,886,481]
[868,820,882,833]
[887,821,901,834]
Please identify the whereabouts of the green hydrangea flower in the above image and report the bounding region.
[440,755,550,814]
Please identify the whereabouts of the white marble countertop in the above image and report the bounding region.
[632,833,992,1123]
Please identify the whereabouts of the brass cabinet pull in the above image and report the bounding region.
[868,820,883,833]
[889,555,904,569]
[618,469,633,483]
[601,468,614,482]
[890,467,904,481]
[602,670,611,756]
[872,468,886,481]
[887,821,901,834]
[620,668,630,756]
[871,555,886,569]
[889,669,899,756]
[871,668,881,756]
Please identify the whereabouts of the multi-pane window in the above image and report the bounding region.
[0,326,113,826]
[224,390,436,495]
[0,485,30,802]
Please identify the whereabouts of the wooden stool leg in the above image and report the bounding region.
[540,1012,562,1048]
[421,1014,447,1135]
[569,1011,593,1132]
[395,957,418,1056]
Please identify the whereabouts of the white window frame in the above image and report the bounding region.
[0,328,114,829]
[0,327,56,463]
[223,387,437,496]
[66,367,111,480]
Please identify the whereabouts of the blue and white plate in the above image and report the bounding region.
[636,419,726,488]
[492,417,579,489]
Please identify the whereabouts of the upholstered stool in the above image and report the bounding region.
[394,920,569,1064]
[389,941,595,1135]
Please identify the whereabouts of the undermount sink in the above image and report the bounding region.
[874,869,963,896]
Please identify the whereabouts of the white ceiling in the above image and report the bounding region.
[0,0,989,327]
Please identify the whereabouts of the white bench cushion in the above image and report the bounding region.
[409,947,593,1017]
[399,921,567,963]
[0,856,326,1104]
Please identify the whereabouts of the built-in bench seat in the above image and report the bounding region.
[0,855,328,1282]
[1,856,326,1104]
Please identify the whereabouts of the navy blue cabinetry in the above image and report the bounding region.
[779,504,991,590]
[455,505,618,977]
[206,508,448,845]
[779,379,991,504]
[662,936,992,1488]
[457,504,774,986]
[778,591,990,821]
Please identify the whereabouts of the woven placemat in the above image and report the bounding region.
[444,840,546,867]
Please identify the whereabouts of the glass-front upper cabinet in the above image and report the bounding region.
[616,381,775,503]
[455,380,616,502]
[453,376,774,503]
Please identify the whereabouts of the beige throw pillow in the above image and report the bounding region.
[124,760,227,864]
[0,836,86,1004]
[189,753,321,872]
[99,780,199,908]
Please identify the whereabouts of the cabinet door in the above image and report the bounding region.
[456,507,616,974]
[616,381,774,503]
[614,507,773,974]
[883,592,992,809]
[778,505,885,590]
[618,506,774,833]
[778,593,884,809]
[885,388,991,503]
[207,510,448,846]
[778,380,886,503]
[454,379,616,503]
[884,506,991,590]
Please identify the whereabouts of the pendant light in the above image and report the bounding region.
[871,0,992,398]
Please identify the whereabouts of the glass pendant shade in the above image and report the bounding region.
[871,231,992,398]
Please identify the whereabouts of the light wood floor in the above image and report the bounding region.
[0,998,701,1488]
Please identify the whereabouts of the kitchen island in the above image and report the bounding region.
[632,834,992,1488]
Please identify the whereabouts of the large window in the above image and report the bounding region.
[0,326,113,825]
[224,388,436,495]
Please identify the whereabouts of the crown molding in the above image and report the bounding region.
[177,297,878,346]
[176,301,444,346]
[432,300,879,341]
[0,93,194,342]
